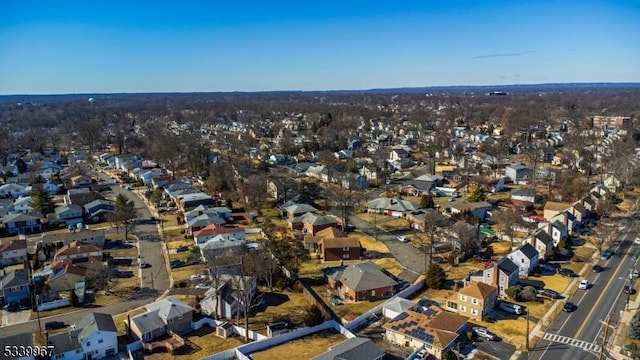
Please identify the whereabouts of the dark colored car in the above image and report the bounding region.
[624,285,635,294]
[139,262,151,268]
[592,264,604,273]
[538,288,561,299]
[176,245,189,253]
[556,268,575,277]
[45,321,66,330]
[601,250,613,260]
[170,260,186,268]
[563,302,577,312]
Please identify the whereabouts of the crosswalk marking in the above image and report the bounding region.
[542,332,601,354]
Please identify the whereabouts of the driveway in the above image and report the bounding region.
[350,215,428,273]
[2,309,31,326]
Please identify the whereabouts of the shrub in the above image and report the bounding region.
[505,285,522,300]
[520,286,538,302]
[629,311,640,339]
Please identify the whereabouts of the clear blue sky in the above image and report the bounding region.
[1,0,639,94]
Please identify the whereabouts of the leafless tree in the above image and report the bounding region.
[494,210,521,250]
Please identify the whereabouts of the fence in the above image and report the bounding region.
[300,280,339,322]
[191,317,217,331]
[37,298,70,311]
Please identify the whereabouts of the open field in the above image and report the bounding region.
[250,330,345,360]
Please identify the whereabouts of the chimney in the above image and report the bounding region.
[127,314,131,339]
[547,222,552,235]
[563,212,568,228]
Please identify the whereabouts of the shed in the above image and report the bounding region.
[383,297,416,319]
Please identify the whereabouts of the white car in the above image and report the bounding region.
[415,349,428,360]
[195,283,211,290]
[397,236,409,243]
[634,237,640,245]
[579,279,590,290]
[190,274,207,281]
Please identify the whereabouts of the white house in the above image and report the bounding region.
[192,224,246,246]
[539,220,568,247]
[11,196,33,214]
[48,312,118,360]
[506,243,539,276]
[0,183,27,199]
[200,273,258,319]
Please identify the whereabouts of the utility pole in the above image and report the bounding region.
[599,317,609,360]
[526,311,530,352]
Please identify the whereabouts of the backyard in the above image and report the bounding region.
[144,326,245,360]
[250,330,345,360]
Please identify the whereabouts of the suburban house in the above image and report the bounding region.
[54,204,85,227]
[505,164,532,185]
[290,212,339,235]
[366,197,418,217]
[11,196,33,213]
[47,257,102,291]
[469,257,519,298]
[0,239,28,266]
[70,175,93,188]
[0,269,31,306]
[340,173,370,190]
[304,227,361,261]
[360,164,383,184]
[178,192,217,211]
[128,297,194,341]
[312,337,385,360]
[54,241,103,262]
[0,183,27,198]
[192,224,246,246]
[327,261,397,302]
[506,243,540,276]
[187,213,227,234]
[283,203,318,219]
[527,230,554,260]
[384,307,469,359]
[1,213,42,235]
[446,282,498,321]
[604,175,622,193]
[47,312,118,360]
[84,199,115,223]
[511,188,536,203]
[0,198,12,216]
[446,200,493,220]
[399,180,435,196]
[538,220,568,247]
[200,273,258,319]
[65,188,102,207]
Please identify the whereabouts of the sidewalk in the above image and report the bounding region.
[610,288,640,359]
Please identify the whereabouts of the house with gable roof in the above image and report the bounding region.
[446,282,498,321]
[1,213,42,235]
[366,197,418,217]
[469,257,519,298]
[506,243,540,276]
[383,306,469,359]
[289,212,339,235]
[0,269,30,306]
[312,337,385,360]
[0,239,27,266]
[128,296,194,342]
[192,224,245,246]
[326,261,397,302]
[47,312,118,360]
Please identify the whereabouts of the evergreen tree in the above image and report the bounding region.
[425,263,447,289]
[149,188,164,207]
[631,311,640,339]
[30,184,55,215]
[420,194,435,209]
[114,194,138,239]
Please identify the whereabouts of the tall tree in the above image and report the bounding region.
[30,184,55,215]
[114,194,138,239]
[494,210,521,250]
[425,263,447,290]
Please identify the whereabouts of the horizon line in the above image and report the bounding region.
[2,81,640,97]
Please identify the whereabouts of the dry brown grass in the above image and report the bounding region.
[249,290,312,332]
[144,327,245,360]
[350,231,389,253]
[490,241,514,256]
[540,274,572,293]
[250,330,345,360]
[446,262,485,281]
[416,288,456,304]
[172,264,207,283]
[481,317,534,347]
[378,218,411,231]
[113,308,145,335]
[373,258,404,276]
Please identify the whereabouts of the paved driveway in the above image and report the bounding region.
[2,309,31,326]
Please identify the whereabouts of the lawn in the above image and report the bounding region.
[574,246,596,260]
[172,264,207,283]
[104,247,138,258]
[350,231,389,253]
[248,290,312,333]
[332,298,386,319]
[539,274,572,294]
[490,241,514,256]
[110,275,141,297]
[145,327,245,360]
[445,262,485,281]
[250,330,345,360]
[299,259,361,279]
[167,239,194,249]
[373,258,404,276]
[480,316,534,347]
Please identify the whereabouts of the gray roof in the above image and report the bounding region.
[1,213,40,224]
[131,310,167,335]
[312,337,385,360]
[366,197,417,212]
[0,269,30,289]
[517,243,539,260]
[49,329,81,354]
[383,297,415,314]
[285,203,317,214]
[76,312,117,340]
[329,261,397,292]
[534,230,553,245]
[291,213,338,226]
[144,296,194,322]
[497,257,518,275]
[188,213,226,228]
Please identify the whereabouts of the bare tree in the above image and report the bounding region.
[452,220,479,260]
[327,186,363,231]
[494,209,521,250]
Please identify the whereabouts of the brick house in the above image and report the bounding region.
[327,261,397,302]
[320,236,361,262]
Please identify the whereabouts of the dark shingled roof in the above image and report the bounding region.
[497,257,518,275]
[312,337,385,360]
[518,243,539,260]
[329,261,397,292]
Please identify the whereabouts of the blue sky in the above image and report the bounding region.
[0,1,639,94]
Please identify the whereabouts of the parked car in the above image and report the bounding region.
[176,245,189,253]
[45,321,66,330]
[624,285,635,294]
[635,237,640,245]
[633,269,640,278]
[473,326,498,341]
[415,349,428,360]
[592,264,604,273]
[195,283,211,290]
[579,279,590,290]
[190,274,207,281]
[537,288,561,299]
[556,268,575,277]
[139,262,151,269]
[601,250,614,260]
[397,236,409,243]
[498,301,523,315]
[170,260,186,268]
[563,302,577,312]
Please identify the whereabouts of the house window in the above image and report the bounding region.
[460,295,467,301]
[460,305,466,311]
[86,341,90,347]
[472,298,478,305]
[343,247,349,251]
[343,254,350,259]
[371,289,376,296]
[472,309,478,316]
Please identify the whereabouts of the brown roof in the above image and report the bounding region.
[321,237,361,249]
[303,235,322,246]
[193,224,243,237]
[315,227,346,239]
[54,241,102,258]
[383,309,467,349]
[0,239,27,253]
[458,282,497,300]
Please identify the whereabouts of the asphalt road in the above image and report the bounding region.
[0,170,171,338]
[530,217,640,360]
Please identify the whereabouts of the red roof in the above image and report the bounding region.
[529,215,545,222]
[193,225,243,238]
